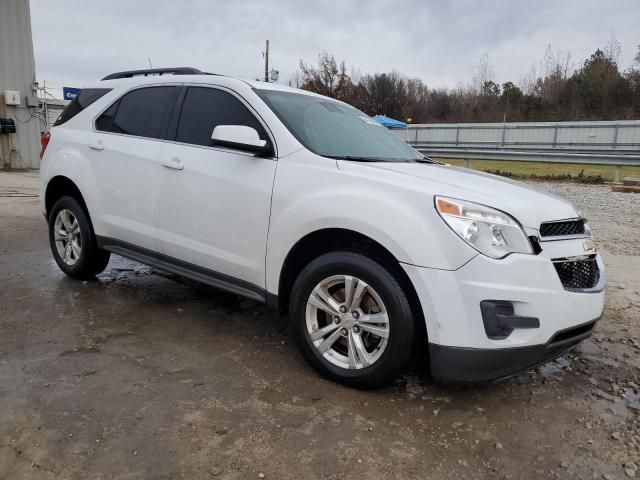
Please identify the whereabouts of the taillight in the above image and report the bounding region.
[40,131,51,159]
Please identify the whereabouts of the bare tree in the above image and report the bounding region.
[604,31,623,66]
[295,43,640,123]
[625,45,640,114]
[288,70,302,88]
[298,51,354,101]
[520,63,538,95]
[472,53,494,94]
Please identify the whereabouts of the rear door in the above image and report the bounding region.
[155,85,277,291]
[89,85,180,251]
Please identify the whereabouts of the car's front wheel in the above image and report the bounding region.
[48,196,111,279]
[290,251,415,389]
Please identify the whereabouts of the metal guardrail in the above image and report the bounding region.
[397,121,640,182]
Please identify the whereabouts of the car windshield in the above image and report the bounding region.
[255,89,422,162]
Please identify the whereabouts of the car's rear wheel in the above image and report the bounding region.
[290,251,415,389]
[48,196,110,279]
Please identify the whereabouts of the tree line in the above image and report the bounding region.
[293,40,640,123]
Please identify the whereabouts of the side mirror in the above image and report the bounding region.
[211,125,273,156]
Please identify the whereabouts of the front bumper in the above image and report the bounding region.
[402,242,605,382]
[429,318,598,382]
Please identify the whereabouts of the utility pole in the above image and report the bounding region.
[43,80,48,132]
[264,40,269,82]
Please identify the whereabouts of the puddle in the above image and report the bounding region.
[583,354,619,367]
[538,356,571,376]
[621,387,640,411]
[575,340,599,355]
[593,387,640,421]
[594,396,632,422]
[398,374,431,399]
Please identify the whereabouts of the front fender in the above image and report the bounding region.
[265,155,476,294]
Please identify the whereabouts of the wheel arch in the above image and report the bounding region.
[275,228,428,366]
[277,228,424,325]
[44,176,91,224]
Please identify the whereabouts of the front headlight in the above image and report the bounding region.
[435,196,533,259]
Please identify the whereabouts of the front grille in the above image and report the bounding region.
[540,219,585,237]
[553,255,600,290]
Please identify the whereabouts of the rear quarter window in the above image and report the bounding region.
[53,88,112,126]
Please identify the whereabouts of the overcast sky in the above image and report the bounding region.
[30,0,640,99]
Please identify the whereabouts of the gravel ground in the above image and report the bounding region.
[1,173,639,480]
[534,181,640,256]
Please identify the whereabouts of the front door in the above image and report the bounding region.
[156,86,277,290]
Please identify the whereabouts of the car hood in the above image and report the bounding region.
[339,161,580,229]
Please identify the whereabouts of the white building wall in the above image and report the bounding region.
[0,0,41,169]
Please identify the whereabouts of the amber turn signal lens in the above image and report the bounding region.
[436,198,460,216]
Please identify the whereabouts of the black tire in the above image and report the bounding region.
[290,251,415,389]
[48,196,110,279]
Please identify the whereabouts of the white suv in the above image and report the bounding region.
[40,67,605,389]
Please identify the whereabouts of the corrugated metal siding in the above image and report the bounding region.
[0,0,41,169]
[46,105,63,131]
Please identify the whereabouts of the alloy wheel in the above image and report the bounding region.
[53,209,82,266]
[305,274,390,369]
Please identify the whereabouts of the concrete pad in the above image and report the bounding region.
[0,170,40,197]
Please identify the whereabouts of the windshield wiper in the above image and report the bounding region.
[326,155,418,163]
[416,155,442,164]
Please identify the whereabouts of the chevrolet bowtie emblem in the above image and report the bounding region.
[583,239,598,253]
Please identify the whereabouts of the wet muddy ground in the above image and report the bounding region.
[0,172,638,479]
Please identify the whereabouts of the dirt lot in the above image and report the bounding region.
[1,171,639,480]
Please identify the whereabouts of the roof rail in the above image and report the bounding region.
[101,67,208,80]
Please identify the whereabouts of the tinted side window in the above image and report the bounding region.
[175,87,268,147]
[54,88,111,126]
[95,102,118,132]
[97,86,178,139]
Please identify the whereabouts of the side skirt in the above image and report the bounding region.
[96,236,268,303]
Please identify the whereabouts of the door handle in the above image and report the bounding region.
[88,140,104,151]
[162,157,184,170]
